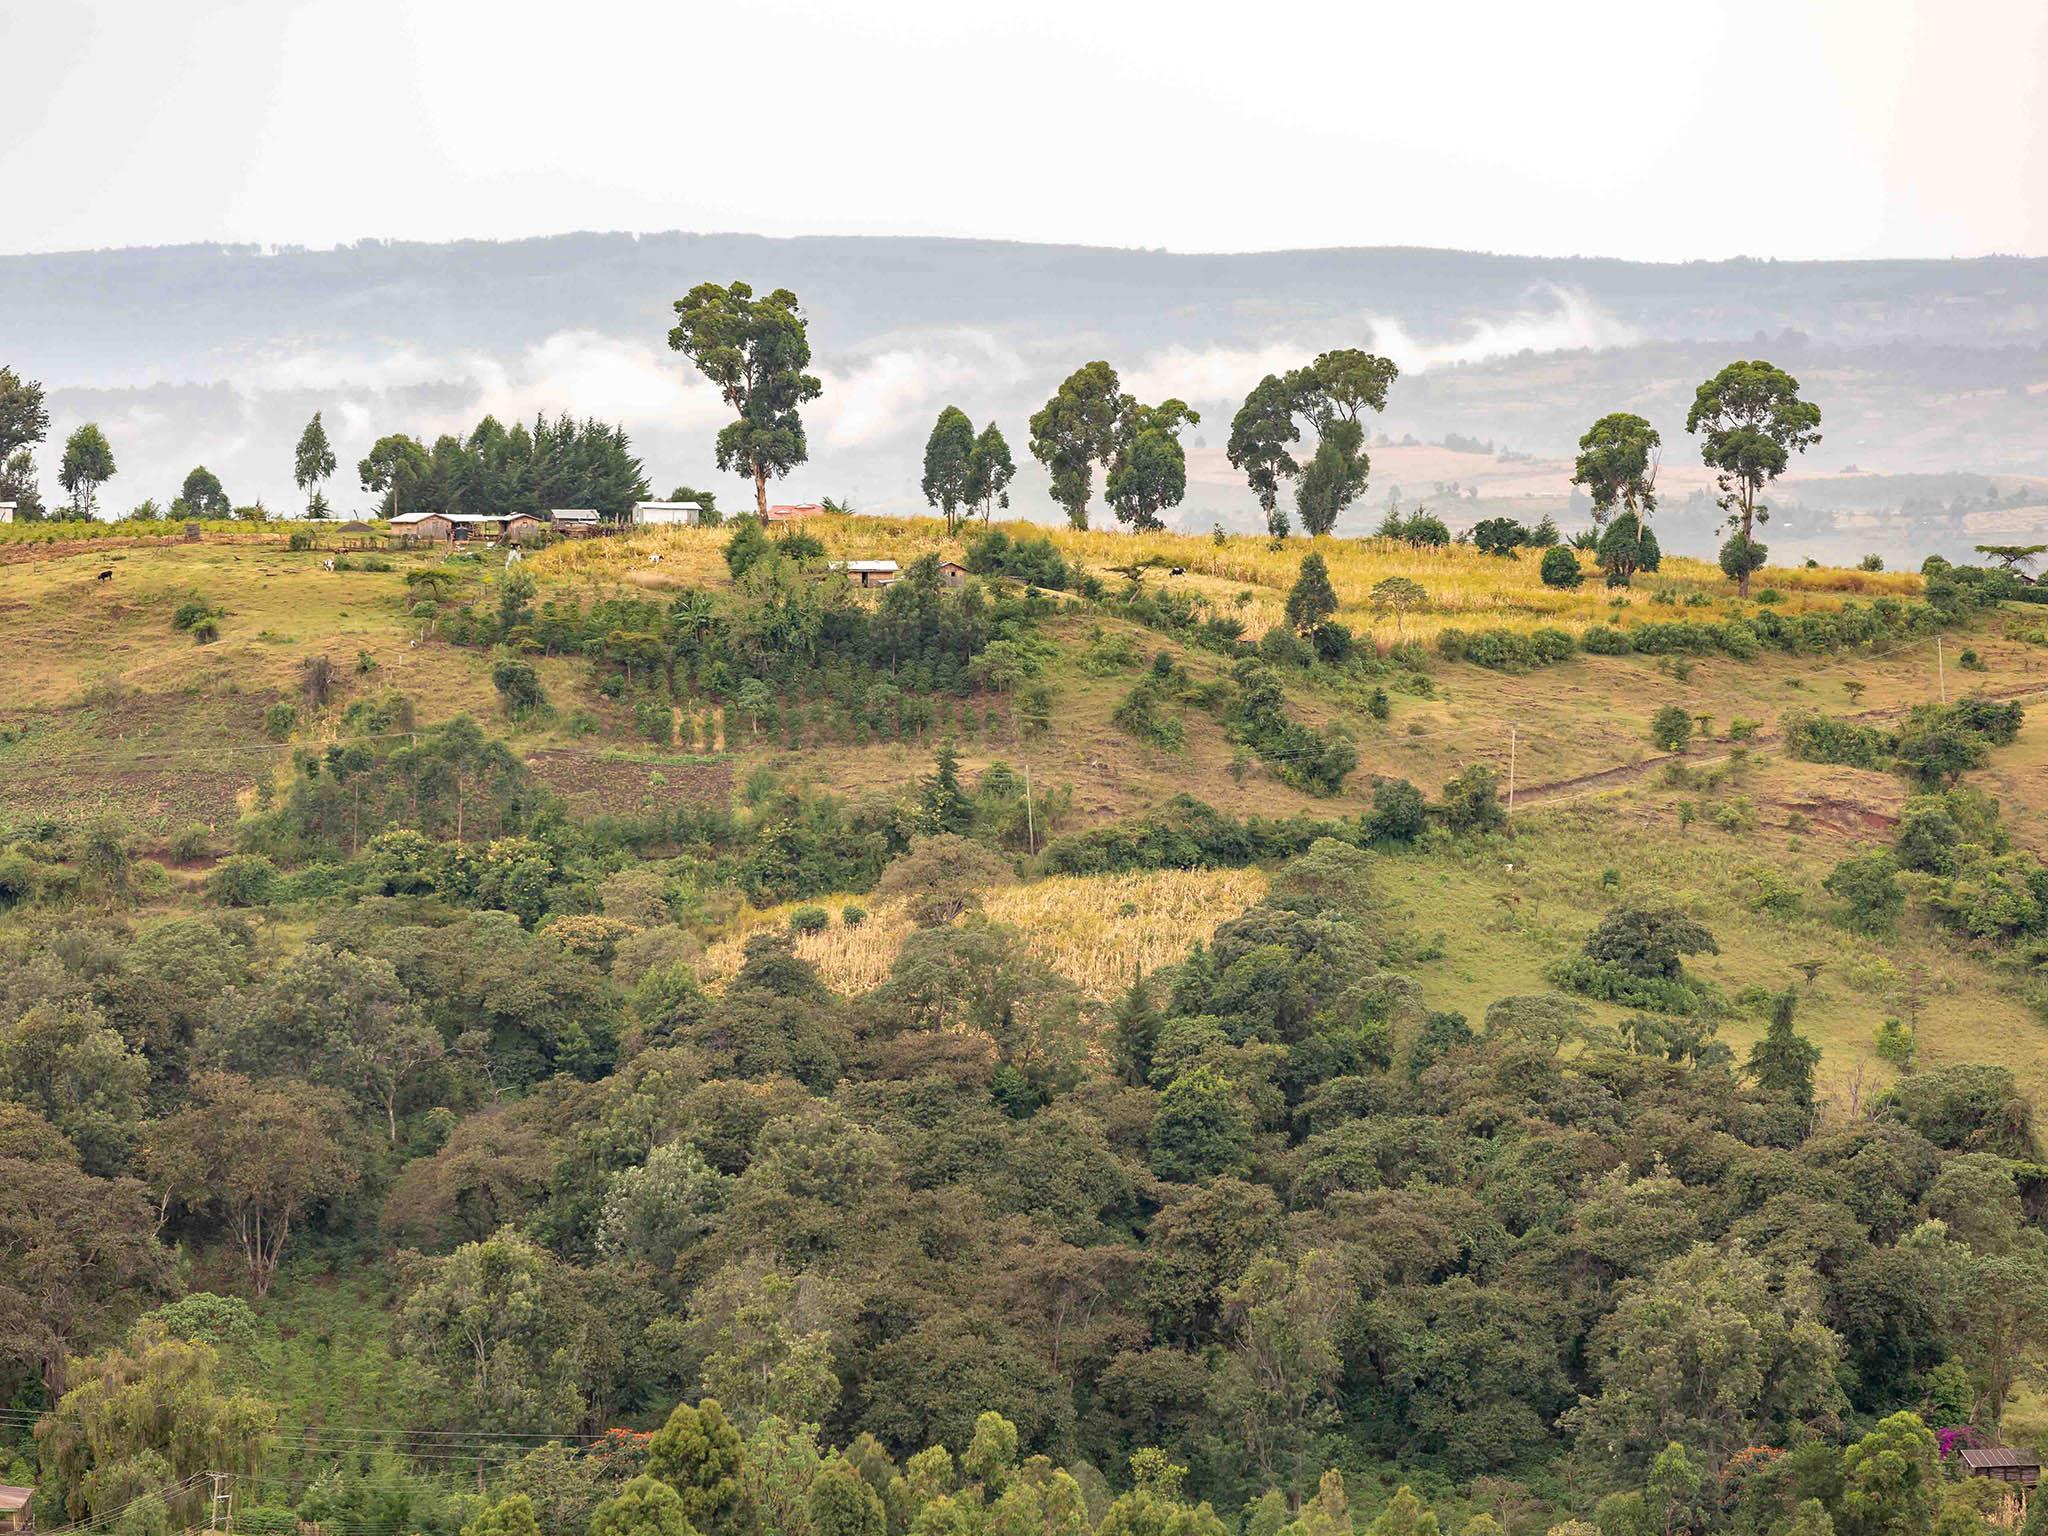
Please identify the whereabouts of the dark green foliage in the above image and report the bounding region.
[1651,705,1694,753]
[491,659,546,719]
[1824,851,1903,933]
[1471,517,1528,556]
[1436,765,1505,834]
[964,528,1073,589]
[1041,796,1352,875]
[1226,660,1356,795]
[1539,545,1584,589]
[1284,553,1338,633]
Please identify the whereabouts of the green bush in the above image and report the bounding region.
[840,903,867,928]
[167,823,215,862]
[1539,545,1584,589]
[262,702,298,742]
[206,853,278,908]
[790,904,830,934]
[1650,705,1694,753]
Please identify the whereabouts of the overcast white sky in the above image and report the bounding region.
[3,0,2045,260]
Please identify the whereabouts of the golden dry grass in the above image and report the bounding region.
[525,513,1924,649]
[695,866,1269,997]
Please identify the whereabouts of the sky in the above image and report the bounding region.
[4,0,2046,261]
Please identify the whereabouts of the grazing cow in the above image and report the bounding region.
[1169,566,1185,576]
[649,552,663,564]
[322,558,336,572]
[96,569,113,581]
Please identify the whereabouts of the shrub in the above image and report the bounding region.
[840,903,867,928]
[171,598,219,632]
[1650,705,1694,753]
[1437,765,1506,834]
[1539,545,1583,589]
[1783,711,1893,770]
[167,823,215,862]
[789,905,830,934]
[1825,850,1904,933]
[1874,1018,1917,1069]
[492,659,547,718]
[262,703,298,742]
[206,853,279,907]
[1366,777,1427,843]
[1581,625,1631,655]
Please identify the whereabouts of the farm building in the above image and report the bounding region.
[938,559,969,588]
[549,508,602,535]
[0,1485,30,1532]
[0,502,14,524]
[766,502,825,523]
[633,500,706,527]
[1962,1448,2040,1488]
[391,512,546,544]
[829,558,899,588]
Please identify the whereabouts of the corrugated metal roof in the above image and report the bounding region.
[0,1487,32,1510]
[1963,1448,2040,1470]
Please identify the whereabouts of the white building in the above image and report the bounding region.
[0,503,14,524]
[632,499,706,527]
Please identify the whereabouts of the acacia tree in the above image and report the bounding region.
[921,406,977,532]
[1106,398,1201,531]
[669,281,824,518]
[59,423,116,516]
[963,422,1016,525]
[1029,362,1123,530]
[1685,361,1822,597]
[1975,544,2047,575]
[1227,374,1303,538]
[294,411,338,517]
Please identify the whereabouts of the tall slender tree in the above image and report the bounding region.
[1029,362,1123,530]
[963,422,1016,526]
[921,406,977,533]
[1227,374,1303,538]
[669,281,823,518]
[294,411,338,518]
[58,423,116,517]
[1685,361,1822,597]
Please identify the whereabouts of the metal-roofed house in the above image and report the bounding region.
[829,558,900,589]
[0,1485,32,1532]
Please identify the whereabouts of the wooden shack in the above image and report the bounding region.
[0,1484,32,1532]
[1962,1448,2040,1488]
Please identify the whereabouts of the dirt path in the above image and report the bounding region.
[1513,682,2048,807]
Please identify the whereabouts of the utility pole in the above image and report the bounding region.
[208,1471,232,1534]
[1506,722,1517,821]
[1023,761,1036,855]
[1936,637,1947,704]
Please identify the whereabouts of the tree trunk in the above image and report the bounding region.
[754,466,769,518]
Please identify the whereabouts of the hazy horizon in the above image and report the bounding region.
[7,0,2047,261]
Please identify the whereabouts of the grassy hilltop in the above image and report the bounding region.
[6,511,2048,1534]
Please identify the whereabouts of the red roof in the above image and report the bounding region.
[765,503,824,520]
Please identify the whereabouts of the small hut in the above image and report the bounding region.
[1962,1448,2040,1489]
[0,1484,32,1532]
